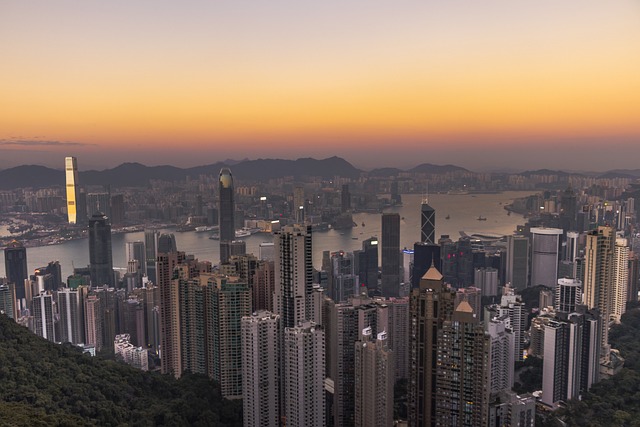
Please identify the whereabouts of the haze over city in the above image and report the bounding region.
[2,0,640,171]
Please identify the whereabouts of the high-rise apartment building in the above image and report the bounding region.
[33,292,56,342]
[583,226,615,350]
[530,228,563,289]
[420,199,435,244]
[241,311,281,427]
[218,168,235,263]
[65,156,80,224]
[387,296,410,380]
[58,286,87,344]
[84,294,103,352]
[88,213,114,287]
[612,238,629,323]
[506,235,529,290]
[327,250,358,303]
[158,251,186,376]
[326,296,390,427]
[354,329,394,427]
[209,275,251,399]
[541,308,601,407]
[0,282,17,319]
[487,315,515,394]
[435,301,490,427]
[283,321,325,427]
[274,225,313,329]
[381,213,400,297]
[556,278,582,313]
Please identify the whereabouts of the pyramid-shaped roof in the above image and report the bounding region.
[422,265,443,281]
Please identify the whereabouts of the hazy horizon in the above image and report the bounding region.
[2,1,639,172]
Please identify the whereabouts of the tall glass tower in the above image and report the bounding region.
[218,168,235,263]
[65,156,79,224]
[88,212,114,287]
[4,240,28,301]
[420,198,435,244]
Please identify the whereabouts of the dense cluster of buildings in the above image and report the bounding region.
[1,156,639,426]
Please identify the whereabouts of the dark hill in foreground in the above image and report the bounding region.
[0,315,242,426]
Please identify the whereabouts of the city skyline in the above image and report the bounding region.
[2,1,640,171]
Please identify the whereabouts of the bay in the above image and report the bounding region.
[0,192,532,280]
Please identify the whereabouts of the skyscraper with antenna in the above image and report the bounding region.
[420,183,435,244]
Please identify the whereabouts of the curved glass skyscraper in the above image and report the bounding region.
[218,168,235,263]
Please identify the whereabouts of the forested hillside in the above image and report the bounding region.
[0,315,242,426]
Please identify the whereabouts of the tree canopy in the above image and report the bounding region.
[0,315,242,426]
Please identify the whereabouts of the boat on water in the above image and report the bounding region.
[477,216,487,221]
[362,222,365,227]
[208,227,256,240]
[445,215,450,220]
[195,226,216,232]
[447,189,470,195]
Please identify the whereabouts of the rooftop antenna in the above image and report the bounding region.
[422,181,429,204]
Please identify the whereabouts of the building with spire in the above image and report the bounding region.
[218,168,235,263]
[408,264,456,426]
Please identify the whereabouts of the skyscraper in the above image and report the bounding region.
[284,321,325,427]
[58,286,87,345]
[33,292,56,342]
[341,184,351,213]
[144,229,159,283]
[583,226,615,350]
[65,156,80,224]
[566,231,580,262]
[218,167,235,263]
[88,213,114,287]
[354,329,394,427]
[556,278,583,313]
[411,242,441,289]
[381,213,400,297]
[4,240,28,302]
[158,251,186,376]
[0,282,17,319]
[541,308,601,407]
[420,198,435,244]
[209,275,251,399]
[327,250,358,303]
[612,238,629,323]
[487,315,515,394]
[241,311,281,427]
[157,233,177,254]
[126,241,146,280]
[530,227,563,289]
[274,225,313,329]
[357,237,379,292]
[435,301,490,427]
[408,265,456,426]
[506,235,529,291]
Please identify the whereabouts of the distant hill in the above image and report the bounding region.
[408,163,469,174]
[0,315,242,426]
[0,156,362,189]
[519,169,577,177]
[0,165,65,189]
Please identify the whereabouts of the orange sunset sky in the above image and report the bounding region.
[1,1,639,171]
